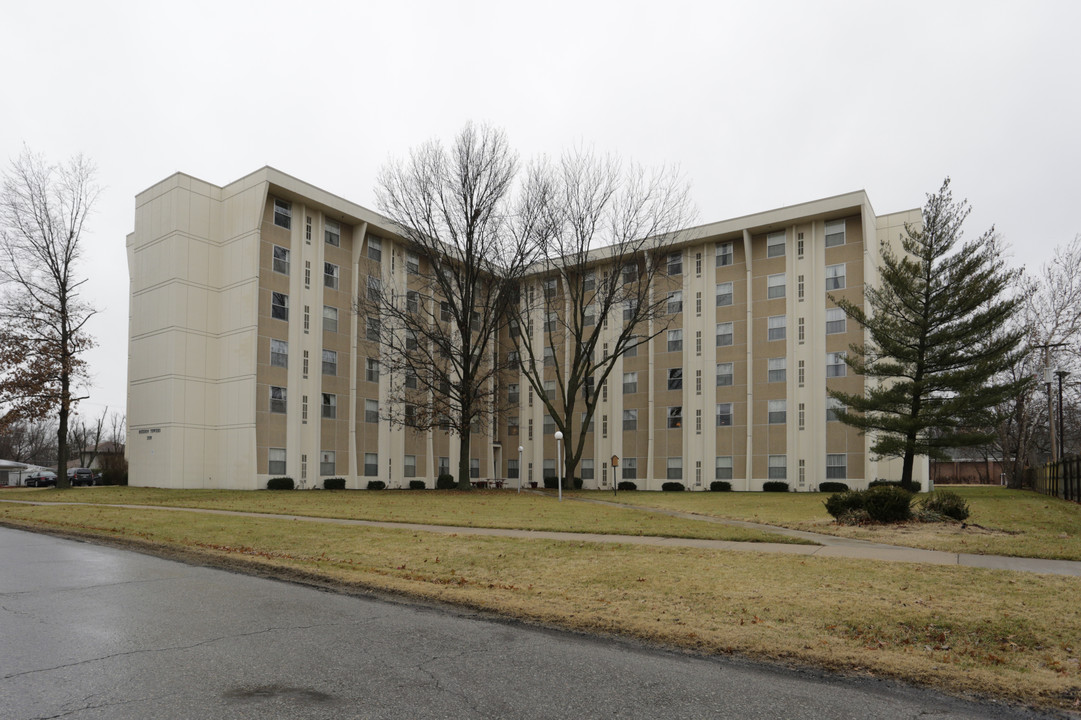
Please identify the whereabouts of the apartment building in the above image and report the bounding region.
[126,166,927,490]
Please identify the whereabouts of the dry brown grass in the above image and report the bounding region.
[2,486,805,544]
[3,501,1080,711]
[574,487,1081,560]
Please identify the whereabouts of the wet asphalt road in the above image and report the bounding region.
[0,526,1060,719]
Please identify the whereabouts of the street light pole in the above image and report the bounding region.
[517,445,523,494]
[1057,371,1070,459]
[554,431,563,502]
[1045,367,1058,463]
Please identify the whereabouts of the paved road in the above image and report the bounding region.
[0,527,1057,719]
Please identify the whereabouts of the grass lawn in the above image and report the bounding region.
[574,486,1081,561]
[2,500,1080,711]
[0,487,806,544]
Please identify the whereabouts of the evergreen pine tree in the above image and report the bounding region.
[829,179,1029,485]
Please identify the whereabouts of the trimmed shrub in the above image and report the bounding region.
[543,476,575,489]
[543,476,559,489]
[617,481,637,491]
[824,490,865,520]
[436,473,456,490]
[869,479,921,494]
[366,480,387,491]
[919,490,970,521]
[818,482,849,493]
[710,481,732,492]
[323,477,346,490]
[661,482,686,491]
[861,485,913,523]
[573,477,583,490]
[267,477,294,490]
[762,481,789,492]
[409,480,426,490]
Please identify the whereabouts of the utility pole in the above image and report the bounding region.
[1057,371,1071,458]
[1033,343,1067,463]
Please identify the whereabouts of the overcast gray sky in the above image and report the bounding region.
[3,0,1079,422]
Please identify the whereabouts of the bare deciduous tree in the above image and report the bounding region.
[0,418,57,466]
[362,123,539,489]
[0,148,99,489]
[508,149,694,483]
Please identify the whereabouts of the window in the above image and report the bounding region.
[825,219,845,247]
[667,406,682,429]
[766,231,785,258]
[362,277,379,305]
[716,281,733,307]
[695,408,702,433]
[325,262,340,290]
[271,292,288,321]
[623,409,638,431]
[768,315,786,341]
[826,307,846,334]
[322,393,336,419]
[302,395,308,421]
[695,252,702,275]
[696,331,702,355]
[715,456,733,480]
[583,272,596,291]
[543,277,557,298]
[470,458,480,478]
[322,349,337,376]
[696,292,702,315]
[270,339,288,368]
[827,352,847,378]
[543,346,555,367]
[302,350,309,378]
[316,450,334,476]
[825,263,846,291]
[622,263,637,284]
[799,402,805,429]
[768,399,787,424]
[581,459,594,480]
[364,399,379,423]
[270,386,286,413]
[364,453,377,477]
[543,459,555,479]
[403,368,418,389]
[269,448,286,475]
[273,245,290,275]
[323,306,338,333]
[623,298,638,323]
[325,219,340,247]
[667,291,682,314]
[543,414,555,435]
[304,261,311,288]
[304,305,310,331]
[367,236,382,261]
[406,251,419,274]
[716,241,734,267]
[767,273,786,299]
[508,416,519,436]
[622,457,637,479]
[366,317,380,342]
[667,367,683,391]
[623,372,638,394]
[403,455,417,478]
[716,322,734,347]
[667,456,683,479]
[667,329,683,353]
[528,418,533,439]
[440,301,452,322]
[508,384,519,404]
[667,252,682,275]
[578,411,594,434]
[768,455,787,479]
[827,454,847,479]
[716,402,733,427]
[507,459,520,479]
[439,457,450,476]
[798,238,804,258]
[798,360,805,386]
[406,329,418,351]
[507,349,520,367]
[406,290,419,314]
[716,362,734,387]
[584,375,595,401]
[798,317,805,343]
[798,274,804,300]
[625,336,639,357]
[583,305,595,326]
[365,357,379,383]
[827,397,844,422]
[273,198,291,229]
[543,311,557,334]
[305,216,312,243]
[768,357,786,383]
[405,404,417,427]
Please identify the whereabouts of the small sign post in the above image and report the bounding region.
[611,455,619,496]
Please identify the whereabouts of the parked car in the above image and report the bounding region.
[67,468,95,486]
[25,472,57,487]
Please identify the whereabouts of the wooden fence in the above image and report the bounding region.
[1034,457,1081,502]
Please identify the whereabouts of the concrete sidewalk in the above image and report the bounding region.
[5,497,1081,577]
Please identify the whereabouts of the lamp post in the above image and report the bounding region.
[1045,367,1058,463]
[1057,371,1071,459]
[517,445,524,494]
[554,431,563,502]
